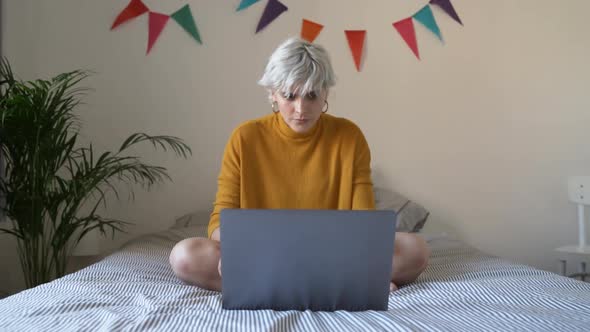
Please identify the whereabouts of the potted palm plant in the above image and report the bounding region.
[0,58,192,288]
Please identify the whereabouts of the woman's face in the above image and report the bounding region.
[273,89,328,134]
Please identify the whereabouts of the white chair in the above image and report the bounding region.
[555,176,590,281]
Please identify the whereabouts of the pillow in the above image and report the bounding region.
[170,210,210,238]
[373,186,429,233]
[171,187,430,235]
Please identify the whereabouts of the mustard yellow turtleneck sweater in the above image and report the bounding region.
[207,112,375,238]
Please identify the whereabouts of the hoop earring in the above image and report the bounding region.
[272,101,279,113]
[322,100,329,113]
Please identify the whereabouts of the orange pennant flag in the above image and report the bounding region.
[301,19,323,43]
[111,0,149,30]
[147,12,170,54]
[345,30,366,72]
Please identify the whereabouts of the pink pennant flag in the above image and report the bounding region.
[111,0,149,30]
[147,12,170,54]
[393,18,420,60]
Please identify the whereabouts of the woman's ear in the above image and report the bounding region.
[269,90,277,103]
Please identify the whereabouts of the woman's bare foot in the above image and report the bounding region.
[390,281,398,292]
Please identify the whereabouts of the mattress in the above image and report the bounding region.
[1,225,589,331]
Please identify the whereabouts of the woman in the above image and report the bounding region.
[169,37,429,292]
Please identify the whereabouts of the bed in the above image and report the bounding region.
[1,224,589,331]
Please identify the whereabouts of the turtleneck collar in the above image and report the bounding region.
[274,112,323,140]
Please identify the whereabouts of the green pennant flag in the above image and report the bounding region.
[171,4,202,44]
[237,0,260,11]
[413,5,443,42]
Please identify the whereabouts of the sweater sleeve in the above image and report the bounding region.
[207,128,242,238]
[351,128,375,210]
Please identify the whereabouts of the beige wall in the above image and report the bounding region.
[2,0,589,294]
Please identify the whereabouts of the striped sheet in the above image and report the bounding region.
[1,226,589,331]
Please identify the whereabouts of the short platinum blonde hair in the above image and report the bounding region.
[258,37,336,98]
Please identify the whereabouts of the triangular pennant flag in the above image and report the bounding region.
[237,0,260,11]
[344,30,366,71]
[256,0,288,33]
[413,5,443,41]
[111,0,149,30]
[429,0,463,25]
[301,19,324,43]
[147,12,170,54]
[171,4,202,44]
[393,18,420,60]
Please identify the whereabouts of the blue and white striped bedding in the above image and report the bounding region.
[1,225,589,331]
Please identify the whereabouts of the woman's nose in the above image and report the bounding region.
[294,98,304,113]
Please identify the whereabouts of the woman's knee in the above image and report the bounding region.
[413,235,430,272]
[396,232,430,271]
[169,237,218,278]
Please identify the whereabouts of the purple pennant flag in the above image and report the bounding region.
[256,0,288,33]
[430,0,463,25]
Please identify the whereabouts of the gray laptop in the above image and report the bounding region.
[219,209,397,311]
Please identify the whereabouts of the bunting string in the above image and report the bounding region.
[111,0,462,65]
[300,0,463,66]
[111,0,202,54]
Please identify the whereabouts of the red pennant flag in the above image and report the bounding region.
[393,18,420,60]
[147,12,170,54]
[301,19,323,43]
[111,0,149,30]
[345,30,366,72]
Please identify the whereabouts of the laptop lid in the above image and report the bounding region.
[220,209,397,311]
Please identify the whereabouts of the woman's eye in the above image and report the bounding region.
[283,92,296,100]
[306,91,318,100]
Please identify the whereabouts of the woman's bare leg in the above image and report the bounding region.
[169,231,429,293]
[169,237,222,291]
[390,232,430,290]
